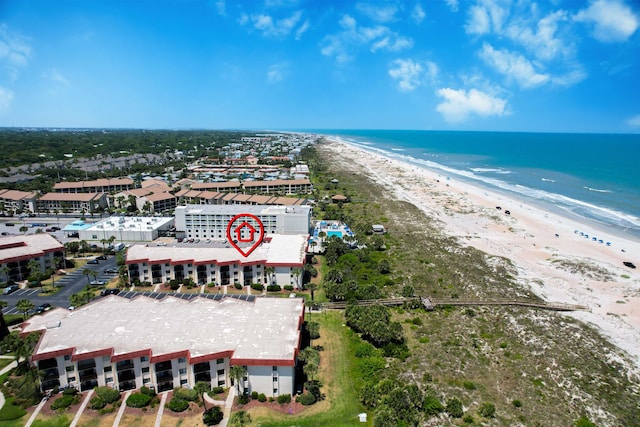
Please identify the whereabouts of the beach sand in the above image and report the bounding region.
[322,138,640,368]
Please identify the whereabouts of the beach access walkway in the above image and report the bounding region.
[323,297,589,312]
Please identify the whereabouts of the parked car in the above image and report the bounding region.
[90,280,105,286]
[96,255,108,260]
[104,268,118,274]
[87,259,99,264]
[35,303,52,314]
[100,288,120,296]
[3,284,19,295]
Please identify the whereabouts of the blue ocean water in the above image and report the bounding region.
[310,130,640,239]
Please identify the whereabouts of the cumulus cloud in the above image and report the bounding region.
[436,87,508,123]
[214,0,226,16]
[251,11,304,38]
[388,58,439,91]
[44,68,70,87]
[0,24,32,82]
[356,3,398,23]
[320,15,413,63]
[0,87,13,113]
[627,114,640,128]
[574,0,639,42]
[446,0,459,13]
[465,0,508,35]
[506,10,570,62]
[411,3,426,24]
[479,43,549,88]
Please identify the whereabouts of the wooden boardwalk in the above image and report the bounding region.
[322,297,588,312]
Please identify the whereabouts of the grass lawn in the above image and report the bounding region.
[249,311,370,427]
[0,397,26,423]
[0,358,15,371]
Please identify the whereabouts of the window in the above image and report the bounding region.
[216,358,224,364]
[273,388,278,394]
[180,379,188,385]
[65,366,74,372]
[68,376,76,383]
[273,376,278,382]
[179,368,187,375]
[104,366,112,373]
[217,369,224,376]
[140,356,149,362]
[106,377,113,383]
[143,377,151,384]
[178,357,186,364]
[272,366,277,372]
[218,379,225,386]
[141,367,149,374]
[64,355,70,361]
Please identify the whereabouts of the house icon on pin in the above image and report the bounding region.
[234,221,257,243]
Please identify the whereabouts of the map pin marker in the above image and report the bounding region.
[226,214,265,257]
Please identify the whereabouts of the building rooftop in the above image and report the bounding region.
[126,234,307,267]
[23,295,304,365]
[178,204,311,216]
[85,216,174,234]
[0,234,64,263]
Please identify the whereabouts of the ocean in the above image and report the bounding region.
[310,130,640,239]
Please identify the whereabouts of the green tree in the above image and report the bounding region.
[19,226,29,235]
[291,267,302,289]
[446,397,463,418]
[478,402,496,418]
[16,299,34,320]
[83,268,97,284]
[265,266,275,285]
[0,300,10,340]
[229,366,246,394]
[194,381,211,409]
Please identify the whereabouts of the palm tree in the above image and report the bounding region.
[0,300,10,340]
[83,268,97,285]
[291,267,302,289]
[100,238,108,253]
[265,266,275,285]
[19,226,29,235]
[27,259,41,283]
[1,266,10,283]
[229,366,246,395]
[16,299,34,320]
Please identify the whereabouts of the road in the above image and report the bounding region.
[1,256,118,315]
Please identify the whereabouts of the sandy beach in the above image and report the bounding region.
[323,138,640,369]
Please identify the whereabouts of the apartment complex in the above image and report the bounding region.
[0,189,37,213]
[174,204,311,241]
[23,296,305,395]
[125,234,307,287]
[0,234,65,282]
[36,192,108,214]
[53,178,135,194]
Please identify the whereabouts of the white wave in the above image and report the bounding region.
[470,167,512,174]
[391,148,406,151]
[584,186,612,193]
[541,178,555,183]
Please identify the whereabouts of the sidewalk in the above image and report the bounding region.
[0,358,18,410]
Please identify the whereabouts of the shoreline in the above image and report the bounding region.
[321,137,640,369]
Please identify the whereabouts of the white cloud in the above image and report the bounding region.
[44,68,70,87]
[574,0,639,42]
[214,0,226,16]
[506,10,570,61]
[251,11,303,38]
[480,43,549,88]
[356,3,398,23]
[446,0,459,13]
[267,62,289,83]
[321,15,413,63]
[388,59,439,91]
[465,5,491,34]
[295,19,310,40]
[436,87,508,123]
[0,87,13,113]
[626,114,640,128]
[0,24,32,82]
[465,0,509,35]
[389,59,424,91]
[412,4,426,24]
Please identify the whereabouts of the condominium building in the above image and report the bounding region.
[0,189,37,214]
[125,234,307,287]
[0,234,65,282]
[36,192,107,214]
[53,178,135,194]
[174,204,311,240]
[23,295,305,395]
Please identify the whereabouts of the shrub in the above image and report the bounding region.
[211,386,224,394]
[423,394,444,415]
[95,386,120,404]
[575,415,596,427]
[62,387,78,396]
[267,284,281,292]
[169,280,180,290]
[512,399,522,408]
[51,394,77,410]
[203,406,224,425]
[251,283,264,291]
[173,387,199,402]
[238,394,250,404]
[446,397,463,418]
[283,285,294,291]
[462,381,476,390]
[478,402,496,418]
[463,415,474,423]
[167,397,189,412]
[234,282,243,290]
[126,392,152,408]
[141,386,156,397]
[251,391,259,399]
[298,392,317,406]
[88,396,106,410]
[258,393,266,402]
[276,394,291,404]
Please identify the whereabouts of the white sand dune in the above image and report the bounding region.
[322,138,640,368]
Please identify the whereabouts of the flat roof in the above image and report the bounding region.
[126,234,307,266]
[178,204,311,216]
[85,216,174,233]
[24,296,304,365]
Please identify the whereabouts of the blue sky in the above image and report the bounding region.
[1,0,639,133]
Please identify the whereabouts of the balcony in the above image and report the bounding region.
[119,380,136,391]
[195,371,211,383]
[117,369,136,382]
[155,370,173,382]
[79,368,97,381]
[116,360,134,370]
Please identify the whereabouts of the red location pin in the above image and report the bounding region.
[226,214,265,257]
